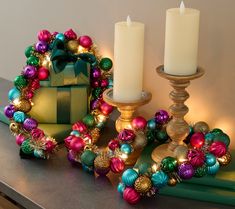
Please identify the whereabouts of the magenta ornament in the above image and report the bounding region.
[22,65,37,79]
[64,135,74,149]
[209,141,227,157]
[90,99,101,110]
[72,121,87,134]
[91,80,100,88]
[24,90,34,99]
[35,41,48,53]
[118,129,136,143]
[31,128,45,140]
[16,134,26,145]
[123,187,140,204]
[92,68,101,79]
[190,132,205,149]
[155,110,169,124]
[187,149,205,167]
[131,116,147,130]
[23,118,38,131]
[37,30,51,42]
[64,29,77,40]
[70,137,85,152]
[45,141,56,152]
[178,162,195,180]
[100,79,109,88]
[79,35,93,48]
[108,139,120,151]
[4,104,16,118]
[110,157,125,173]
[100,102,113,115]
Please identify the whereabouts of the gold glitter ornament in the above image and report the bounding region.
[90,128,100,143]
[67,40,79,53]
[14,99,32,113]
[134,176,152,193]
[94,153,110,175]
[167,177,178,187]
[193,121,210,133]
[217,152,232,166]
[9,122,20,135]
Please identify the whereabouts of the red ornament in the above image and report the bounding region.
[25,90,34,99]
[187,149,205,167]
[108,139,120,151]
[190,132,205,149]
[123,187,140,204]
[38,67,49,80]
[209,141,227,157]
[64,135,74,149]
[64,29,77,40]
[110,157,125,173]
[37,30,51,42]
[72,121,87,134]
[131,116,147,130]
[91,80,100,88]
[100,79,109,88]
[70,137,85,152]
[16,134,26,145]
[30,79,40,91]
[100,102,113,115]
[78,35,93,48]
[118,129,136,142]
[45,141,56,152]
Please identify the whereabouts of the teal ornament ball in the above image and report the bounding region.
[70,130,81,137]
[8,87,20,101]
[205,133,215,144]
[82,114,95,127]
[13,111,26,123]
[151,170,168,188]
[120,143,132,154]
[25,45,34,58]
[26,56,39,66]
[96,122,105,129]
[213,133,230,147]
[99,58,113,71]
[81,150,97,166]
[56,33,65,41]
[108,78,113,88]
[121,168,139,187]
[147,119,156,130]
[34,149,45,158]
[21,139,34,154]
[161,156,178,173]
[156,130,168,143]
[205,153,216,166]
[117,182,126,195]
[207,161,220,175]
[138,162,152,175]
[194,166,207,178]
[14,75,28,89]
[82,164,94,174]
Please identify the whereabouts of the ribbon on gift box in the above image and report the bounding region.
[50,39,97,78]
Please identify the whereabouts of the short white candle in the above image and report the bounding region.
[164,1,200,75]
[113,16,145,102]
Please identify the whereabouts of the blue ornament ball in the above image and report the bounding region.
[120,143,132,154]
[108,78,113,88]
[82,164,94,174]
[56,33,65,41]
[205,153,216,166]
[13,111,26,123]
[121,169,139,187]
[205,133,215,144]
[207,161,220,175]
[147,119,157,130]
[70,130,81,137]
[151,170,168,189]
[117,182,126,195]
[8,88,20,101]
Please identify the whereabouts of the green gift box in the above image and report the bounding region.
[29,81,89,124]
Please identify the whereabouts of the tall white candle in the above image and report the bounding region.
[113,16,145,102]
[164,1,200,75]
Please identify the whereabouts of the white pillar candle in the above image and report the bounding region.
[113,16,145,102]
[164,1,200,75]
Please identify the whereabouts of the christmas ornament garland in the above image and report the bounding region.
[64,110,170,175]
[4,28,113,159]
[118,120,232,204]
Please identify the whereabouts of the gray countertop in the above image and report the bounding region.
[0,77,233,209]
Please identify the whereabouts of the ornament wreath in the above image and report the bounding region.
[118,120,232,204]
[4,29,113,159]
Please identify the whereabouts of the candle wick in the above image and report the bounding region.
[127,15,132,26]
[180,1,185,14]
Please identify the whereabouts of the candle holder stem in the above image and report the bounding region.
[152,65,204,163]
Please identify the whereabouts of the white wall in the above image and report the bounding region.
[0,0,235,148]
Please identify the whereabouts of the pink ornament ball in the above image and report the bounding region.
[131,116,147,130]
[64,135,74,149]
[31,128,45,140]
[100,102,113,115]
[45,141,56,152]
[118,129,136,142]
[70,137,85,152]
[108,139,120,151]
[187,149,205,167]
[30,79,40,91]
[110,157,125,173]
[37,29,51,42]
[190,132,205,149]
[100,79,109,88]
[16,134,26,145]
[64,29,77,40]
[38,67,49,80]
[25,90,34,99]
[79,35,93,48]
[123,187,140,204]
[72,121,87,134]
[209,141,227,157]
[91,80,100,88]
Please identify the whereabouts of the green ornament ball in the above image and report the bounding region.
[82,114,95,127]
[25,45,34,58]
[213,132,230,147]
[99,58,113,71]
[81,150,97,167]
[14,75,28,89]
[194,166,207,177]
[146,129,157,143]
[21,139,34,155]
[211,128,223,135]
[161,156,178,173]
[92,88,103,99]
[156,130,168,143]
[27,56,39,66]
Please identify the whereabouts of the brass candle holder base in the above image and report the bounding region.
[152,65,205,163]
[103,88,152,133]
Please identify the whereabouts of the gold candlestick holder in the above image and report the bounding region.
[152,65,205,163]
[103,88,152,133]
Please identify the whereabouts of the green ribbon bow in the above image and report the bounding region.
[50,39,97,77]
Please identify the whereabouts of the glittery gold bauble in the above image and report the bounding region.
[40,53,51,69]
[67,40,79,53]
[193,121,210,134]
[94,154,110,170]
[167,177,178,187]
[90,128,100,143]
[9,122,20,135]
[134,176,152,193]
[15,99,32,113]
[217,152,232,166]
